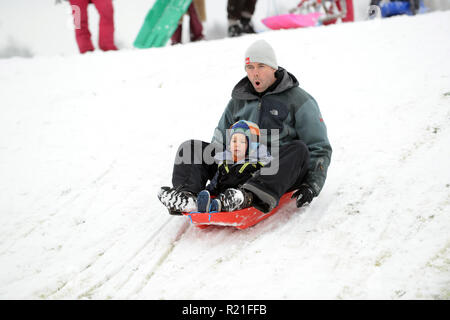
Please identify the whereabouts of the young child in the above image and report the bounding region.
[197,120,272,213]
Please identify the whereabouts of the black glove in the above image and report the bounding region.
[291,184,315,208]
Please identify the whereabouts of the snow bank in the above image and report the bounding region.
[0,7,449,299]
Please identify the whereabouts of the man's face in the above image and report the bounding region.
[245,62,277,93]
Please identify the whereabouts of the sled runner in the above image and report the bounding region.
[183,191,295,230]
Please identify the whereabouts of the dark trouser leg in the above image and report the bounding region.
[188,3,204,41]
[227,0,257,20]
[242,140,310,212]
[242,0,257,19]
[172,140,218,194]
[171,23,182,45]
[227,0,244,20]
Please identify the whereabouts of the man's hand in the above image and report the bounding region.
[291,184,315,208]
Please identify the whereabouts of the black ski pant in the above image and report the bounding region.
[171,139,310,212]
[172,140,218,194]
[227,0,257,21]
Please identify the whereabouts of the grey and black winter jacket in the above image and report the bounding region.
[212,67,332,196]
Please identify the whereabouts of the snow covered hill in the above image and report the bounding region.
[0,9,449,299]
[1,0,450,58]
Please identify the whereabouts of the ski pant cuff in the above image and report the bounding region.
[242,182,278,214]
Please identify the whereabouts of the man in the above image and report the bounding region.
[158,39,332,214]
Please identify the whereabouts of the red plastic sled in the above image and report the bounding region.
[262,12,321,30]
[183,192,295,230]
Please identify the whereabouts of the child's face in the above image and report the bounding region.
[230,133,248,161]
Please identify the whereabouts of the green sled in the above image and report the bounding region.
[134,0,193,48]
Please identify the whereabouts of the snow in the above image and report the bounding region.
[1,1,450,300]
[2,0,448,58]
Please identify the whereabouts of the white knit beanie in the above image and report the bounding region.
[244,40,278,70]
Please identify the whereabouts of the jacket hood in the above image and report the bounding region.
[231,67,300,100]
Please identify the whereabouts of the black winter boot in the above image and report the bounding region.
[157,186,197,214]
[240,18,256,34]
[228,23,243,37]
[219,188,253,212]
